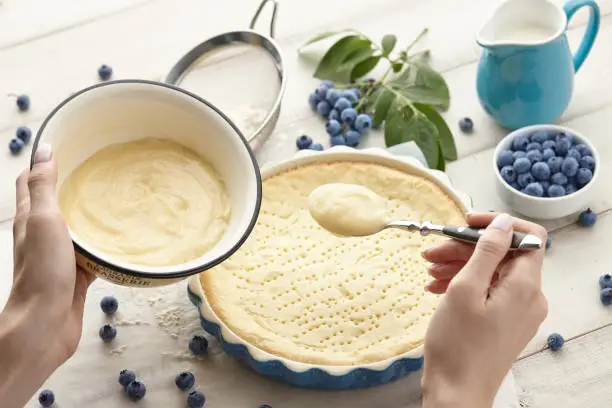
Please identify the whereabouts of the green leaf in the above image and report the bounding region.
[372,89,395,127]
[388,62,451,110]
[414,103,457,160]
[392,62,403,72]
[298,30,355,52]
[435,140,446,171]
[314,35,374,82]
[351,56,381,80]
[384,103,440,169]
[381,34,397,57]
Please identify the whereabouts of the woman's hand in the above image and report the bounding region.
[0,145,95,408]
[421,213,548,408]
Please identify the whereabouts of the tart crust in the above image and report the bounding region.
[200,161,465,365]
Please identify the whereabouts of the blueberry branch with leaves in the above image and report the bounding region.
[299,29,457,171]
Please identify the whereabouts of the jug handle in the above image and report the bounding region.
[564,0,600,72]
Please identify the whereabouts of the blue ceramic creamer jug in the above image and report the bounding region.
[476,0,600,129]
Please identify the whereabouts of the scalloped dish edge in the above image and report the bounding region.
[188,146,473,383]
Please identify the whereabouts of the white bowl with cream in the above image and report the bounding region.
[31,80,261,287]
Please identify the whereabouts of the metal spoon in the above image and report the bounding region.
[384,220,542,250]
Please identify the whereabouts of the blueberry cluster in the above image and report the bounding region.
[118,369,146,400]
[496,130,595,197]
[98,295,119,342]
[9,126,32,155]
[174,371,206,407]
[599,273,612,305]
[304,80,374,149]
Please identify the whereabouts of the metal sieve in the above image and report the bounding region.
[164,0,286,150]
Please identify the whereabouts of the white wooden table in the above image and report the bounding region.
[0,0,610,406]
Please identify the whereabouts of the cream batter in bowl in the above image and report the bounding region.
[31,80,262,287]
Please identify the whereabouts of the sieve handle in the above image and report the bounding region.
[250,0,279,38]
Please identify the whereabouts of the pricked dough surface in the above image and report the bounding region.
[200,161,465,365]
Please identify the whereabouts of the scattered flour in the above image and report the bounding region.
[226,105,268,136]
[114,319,150,327]
[109,345,128,356]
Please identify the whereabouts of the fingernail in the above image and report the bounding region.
[421,248,430,258]
[489,213,513,231]
[34,144,52,164]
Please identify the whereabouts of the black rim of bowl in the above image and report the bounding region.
[30,79,263,280]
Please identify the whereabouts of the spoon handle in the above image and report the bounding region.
[441,226,542,250]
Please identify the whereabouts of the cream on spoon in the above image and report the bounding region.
[308,183,543,250]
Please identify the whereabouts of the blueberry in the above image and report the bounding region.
[9,138,24,155]
[547,156,563,173]
[512,135,529,151]
[566,175,577,186]
[334,97,351,113]
[38,389,55,407]
[523,182,544,197]
[542,140,556,150]
[547,184,565,198]
[510,182,520,190]
[555,132,574,145]
[526,142,541,152]
[531,162,550,181]
[321,80,334,88]
[576,168,593,186]
[517,173,535,189]
[326,120,342,136]
[325,89,341,105]
[98,64,113,81]
[309,143,324,151]
[531,131,549,144]
[513,151,527,160]
[459,117,474,133]
[330,135,347,146]
[526,150,542,163]
[16,126,32,144]
[541,148,555,161]
[513,157,531,174]
[565,184,578,195]
[601,288,612,306]
[340,90,358,103]
[16,94,30,112]
[574,143,592,157]
[259,404,273,408]
[599,274,612,290]
[119,369,136,388]
[550,172,568,186]
[555,138,571,156]
[328,109,340,122]
[578,208,597,227]
[354,114,372,133]
[545,235,552,249]
[500,165,516,184]
[187,391,206,408]
[100,295,118,315]
[126,381,146,401]
[189,335,209,355]
[296,135,313,150]
[316,101,332,117]
[547,333,564,351]
[315,86,328,100]
[540,181,550,194]
[497,150,515,168]
[340,108,358,125]
[566,148,581,161]
[561,157,579,177]
[579,155,595,171]
[344,130,361,147]
[175,371,196,391]
[99,324,117,342]
[308,93,320,110]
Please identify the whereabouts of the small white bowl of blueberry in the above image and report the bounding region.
[493,124,599,220]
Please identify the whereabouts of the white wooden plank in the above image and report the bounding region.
[514,324,612,407]
[0,0,154,49]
